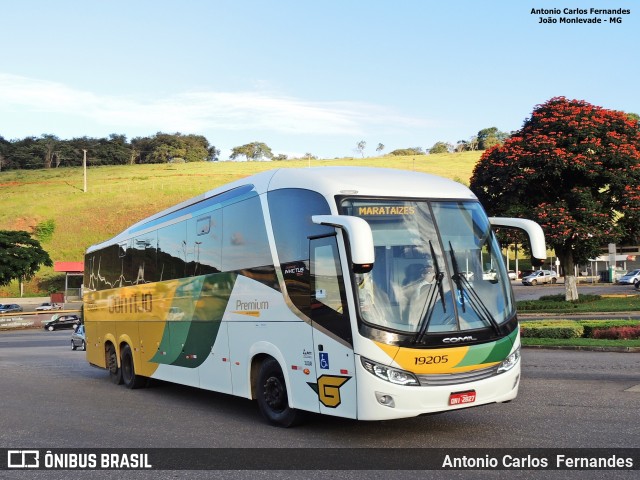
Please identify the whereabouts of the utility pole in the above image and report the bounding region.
[82,149,87,193]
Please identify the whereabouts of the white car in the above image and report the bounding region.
[522,270,558,286]
[35,303,62,311]
[618,269,640,285]
[508,270,517,280]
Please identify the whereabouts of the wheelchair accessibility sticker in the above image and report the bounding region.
[319,352,329,370]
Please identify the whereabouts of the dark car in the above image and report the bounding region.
[0,304,23,314]
[71,324,86,351]
[43,314,81,331]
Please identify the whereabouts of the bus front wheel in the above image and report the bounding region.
[256,358,301,427]
[120,344,146,389]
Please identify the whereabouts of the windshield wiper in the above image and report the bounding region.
[413,241,445,344]
[448,241,501,335]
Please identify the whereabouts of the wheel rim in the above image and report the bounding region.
[263,376,286,412]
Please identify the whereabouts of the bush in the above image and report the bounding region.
[592,325,640,340]
[34,219,56,242]
[537,294,601,304]
[520,321,584,339]
[516,294,601,311]
[580,320,640,338]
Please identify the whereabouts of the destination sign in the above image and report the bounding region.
[357,205,416,216]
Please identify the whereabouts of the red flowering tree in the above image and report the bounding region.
[470,97,640,300]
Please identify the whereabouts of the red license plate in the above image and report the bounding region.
[449,390,476,406]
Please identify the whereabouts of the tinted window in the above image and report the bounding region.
[221,196,272,271]
[268,189,333,316]
[132,233,158,283]
[157,222,187,281]
[268,189,333,264]
[187,210,222,275]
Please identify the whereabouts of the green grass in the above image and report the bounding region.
[516,294,640,313]
[0,153,481,296]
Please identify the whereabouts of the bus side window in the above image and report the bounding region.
[310,235,351,345]
[268,189,332,316]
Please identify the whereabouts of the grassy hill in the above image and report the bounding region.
[0,151,482,296]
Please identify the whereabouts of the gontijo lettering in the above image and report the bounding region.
[108,294,153,314]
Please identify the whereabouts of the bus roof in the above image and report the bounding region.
[86,167,476,252]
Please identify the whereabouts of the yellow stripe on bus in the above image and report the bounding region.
[374,341,493,374]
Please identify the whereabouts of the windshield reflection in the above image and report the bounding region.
[341,199,515,335]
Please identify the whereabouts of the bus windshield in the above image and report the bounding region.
[340,198,515,335]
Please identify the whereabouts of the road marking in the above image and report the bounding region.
[625,384,640,393]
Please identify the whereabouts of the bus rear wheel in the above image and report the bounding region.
[120,344,146,389]
[256,358,301,427]
[106,344,122,385]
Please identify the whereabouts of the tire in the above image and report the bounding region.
[531,280,537,286]
[81,340,86,351]
[48,325,54,331]
[106,344,123,385]
[256,358,302,427]
[551,278,557,284]
[120,344,146,389]
[71,340,77,351]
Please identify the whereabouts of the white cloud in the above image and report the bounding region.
[0,73,432,138]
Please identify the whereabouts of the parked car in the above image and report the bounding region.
[508,270,518,281]
[0,304,23,314]
[618,269,640,285]
[70,324,86,351]
[43,314,81,331]
[35,302,62,311]
[522,270,558,286]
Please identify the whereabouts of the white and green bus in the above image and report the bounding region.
[83,167,546,426]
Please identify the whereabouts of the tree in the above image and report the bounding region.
[376,143,385,155]
[131,132,218,164]
[230,142,273,161]
[429,142,452,154]
[627,112,640,123]
[388,147,424,156]
[0,231,53,295]
[477,127,509,150]
[356,140,366,158]
[470,97,640,301]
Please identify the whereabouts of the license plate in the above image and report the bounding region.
[449,390,476,406]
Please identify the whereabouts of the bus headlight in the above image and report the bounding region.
[497,347,520,373]
[361,357,420,386]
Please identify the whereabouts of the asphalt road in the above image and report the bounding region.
[0,329,638,479]
[511,281,640,301]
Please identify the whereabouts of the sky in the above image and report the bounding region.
[1,0,638,160]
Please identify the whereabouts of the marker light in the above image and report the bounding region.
[361,357,420,386]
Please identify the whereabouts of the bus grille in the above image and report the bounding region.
[417,364,501,386]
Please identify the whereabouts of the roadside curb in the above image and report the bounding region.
[523,345,640,353]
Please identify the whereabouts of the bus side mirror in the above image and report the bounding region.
[312,215,375,273]
[488,217,547,260]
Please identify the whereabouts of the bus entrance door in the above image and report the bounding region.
[309,235,357,419]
